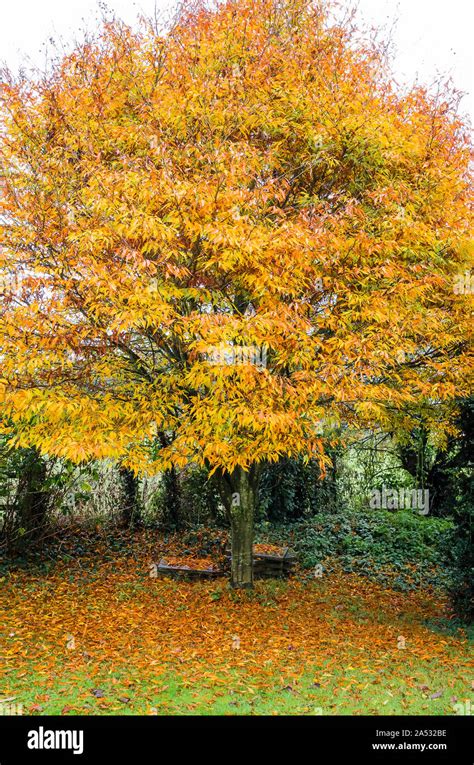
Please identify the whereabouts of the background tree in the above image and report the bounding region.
[118,465,141,527]
[0,0,472,586]
[395,399,473,516]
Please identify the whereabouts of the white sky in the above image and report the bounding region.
[0,0,472,121]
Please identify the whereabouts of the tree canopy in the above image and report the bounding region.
[1,0,472,477]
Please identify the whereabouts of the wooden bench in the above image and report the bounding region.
[153,546,296,581]
[225,546,296,579]
[154,559,224,581]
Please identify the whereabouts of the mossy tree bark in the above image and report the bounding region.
[217,464,261,589]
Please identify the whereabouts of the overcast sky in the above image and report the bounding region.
[1,0,472,121]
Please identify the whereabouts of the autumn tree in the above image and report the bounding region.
[0,0,472,586]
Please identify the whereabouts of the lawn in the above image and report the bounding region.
[1,531,472,716]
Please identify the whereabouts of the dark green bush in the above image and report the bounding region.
[148,465,222,528]
[258,454,338,522]
[257,509,456,591]
[446,499,473,622]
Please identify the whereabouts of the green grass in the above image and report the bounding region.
[3,658,472,716]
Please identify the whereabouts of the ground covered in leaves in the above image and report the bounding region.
[1,529,472,715]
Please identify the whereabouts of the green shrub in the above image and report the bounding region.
[257,509,455,591]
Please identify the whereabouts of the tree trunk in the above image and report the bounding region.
[217,464,261,589]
